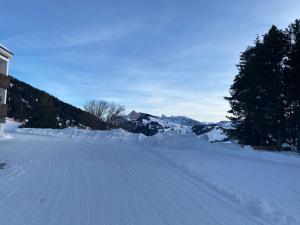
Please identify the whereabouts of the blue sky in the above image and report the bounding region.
[1,0,300,121]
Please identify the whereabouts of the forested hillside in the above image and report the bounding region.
[7,76,107,130]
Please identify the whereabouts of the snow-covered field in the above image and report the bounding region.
[0,121,299,225]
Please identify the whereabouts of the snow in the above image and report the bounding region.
[0,121,299,225]
[0,44,11,52]
[203,128,228,142]
[0,133,12,140]
[149,134,300,224]
[160,115,201,126]
[142,116,192,134]
[4,118,22,132]
[16,127,146,143]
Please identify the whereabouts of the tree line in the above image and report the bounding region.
[226,20,300,151]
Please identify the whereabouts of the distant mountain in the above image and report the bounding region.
[115,111,164,136]
[7,76,107,130]
[160,115,201,126]
[116,111,197,136]
[117,111,232,137]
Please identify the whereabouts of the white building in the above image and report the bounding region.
[0,45,13,135]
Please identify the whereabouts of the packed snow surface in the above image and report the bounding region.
[0,122,299,225]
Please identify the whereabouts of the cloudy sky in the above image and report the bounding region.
[1,0,300,121]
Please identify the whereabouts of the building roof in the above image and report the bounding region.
[0,44,13,59]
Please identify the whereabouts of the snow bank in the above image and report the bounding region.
[151,139,300,225]
[4,118,22,132]
[202,128,228,142]
[16,127,146,142]
[0,119,21,141]
[15,126,192,143]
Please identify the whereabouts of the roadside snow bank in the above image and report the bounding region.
[1,118,17,141]
[202,128,228,142]
[4,118,22,132]
[15,127,190,144]
[148,134,300,225]
[16,127,146,142]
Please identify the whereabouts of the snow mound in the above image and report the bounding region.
[4,118,22,132]
[203,128,228,142]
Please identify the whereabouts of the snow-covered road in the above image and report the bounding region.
[0,130,299,225]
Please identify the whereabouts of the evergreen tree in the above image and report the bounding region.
[226,25,290,149]
[226,39,270,146]
[286,20,300,151]
[259,26,290,149]
[27,93,58,128]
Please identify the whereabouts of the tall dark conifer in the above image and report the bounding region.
[259,26,289,148]
[286,20,300,151]
[226,39,269,146]
[226,25,290,149]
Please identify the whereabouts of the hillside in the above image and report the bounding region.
[7,76,107,130]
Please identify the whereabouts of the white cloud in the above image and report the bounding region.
[58,23,140,47]
[122,79,229,121]
[2,22,140,49]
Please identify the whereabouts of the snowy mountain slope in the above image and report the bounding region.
[116,112,192,136]
[160,115,201,126]
[141,115,192,134]
[1,123,299,225]
[122,111,225,136]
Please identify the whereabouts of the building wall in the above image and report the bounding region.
[0,56,8,135]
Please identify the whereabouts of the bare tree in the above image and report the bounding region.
[84,100,125,124]
[106,102,125,124]
[84,100,109,120]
